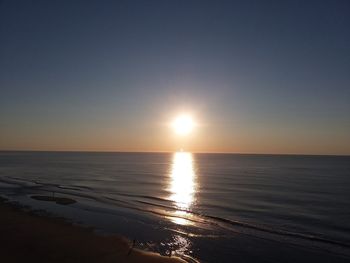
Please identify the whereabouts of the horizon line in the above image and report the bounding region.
[0,149,349,157]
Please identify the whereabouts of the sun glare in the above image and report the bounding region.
[168,152,197,225]
[172,115,195,135]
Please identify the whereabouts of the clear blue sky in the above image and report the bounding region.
[1,0,349,154]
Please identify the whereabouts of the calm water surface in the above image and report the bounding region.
[0,151,350,262]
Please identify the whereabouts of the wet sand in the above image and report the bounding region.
[30,195,77,205]
[0,198,187,263]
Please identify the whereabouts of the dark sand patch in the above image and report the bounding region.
[31,195,76,205]
[0,197,187,263]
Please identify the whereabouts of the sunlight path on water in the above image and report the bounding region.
[168,152,197,226]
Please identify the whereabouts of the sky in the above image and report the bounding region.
[1,0,350,155]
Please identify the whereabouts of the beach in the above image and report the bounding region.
[1,1,349,262]
[1,152,350,262]
[0,197,186,263]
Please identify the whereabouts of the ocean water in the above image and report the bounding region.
[0,151,350,262]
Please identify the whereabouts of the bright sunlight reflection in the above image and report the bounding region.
[168,152,197,225]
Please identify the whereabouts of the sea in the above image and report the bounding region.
[0,151,350,262]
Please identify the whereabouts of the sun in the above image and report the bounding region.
[172,114,195,135]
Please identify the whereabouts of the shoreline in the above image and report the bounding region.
[0,197,188,263]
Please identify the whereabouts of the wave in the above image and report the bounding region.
[134,200,350,249]
[1,175,350,252]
